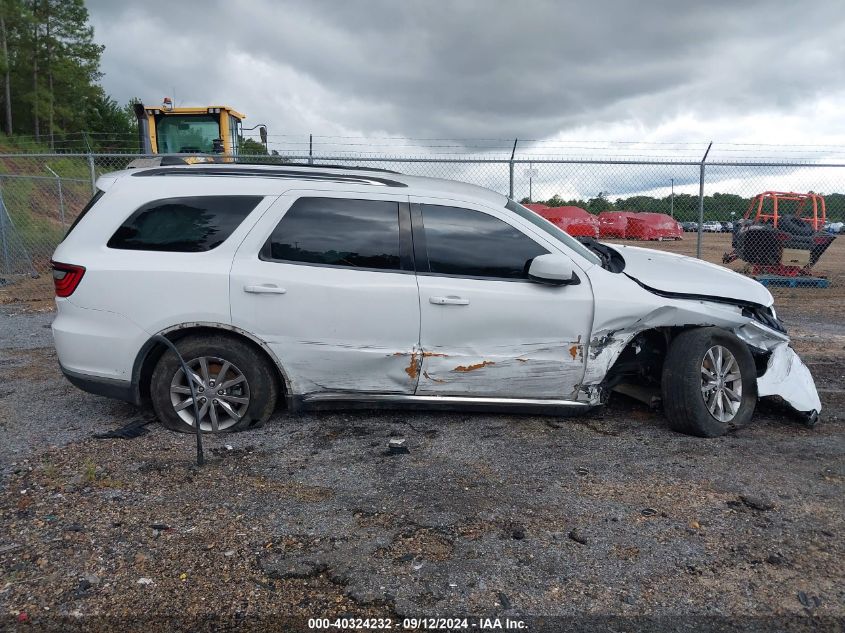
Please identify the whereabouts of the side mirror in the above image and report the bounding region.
[528,254,579,285]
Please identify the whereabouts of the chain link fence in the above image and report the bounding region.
[0,152,842,291]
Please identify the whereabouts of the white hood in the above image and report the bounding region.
[612,244,773,307]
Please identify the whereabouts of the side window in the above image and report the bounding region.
[263,197,403,271]
[420,204,549,279]
[107,196,262,252]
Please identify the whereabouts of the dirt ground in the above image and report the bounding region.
[0,245,843,632]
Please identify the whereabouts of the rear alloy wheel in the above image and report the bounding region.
[169,356,250,431]
[662,327,757,437]
[151,335,279,433]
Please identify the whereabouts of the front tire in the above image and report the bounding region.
[661,327,757,437]
[150,334,279,433]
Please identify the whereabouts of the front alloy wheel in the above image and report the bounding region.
[662,327,757,437]
[700,345,743,423]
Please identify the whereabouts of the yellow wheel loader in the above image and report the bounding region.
[133,97,266,159]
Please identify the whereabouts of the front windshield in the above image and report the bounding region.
[155,115,220,153]
[505,199,601,266]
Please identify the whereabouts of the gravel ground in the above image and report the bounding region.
[0,303,843,632]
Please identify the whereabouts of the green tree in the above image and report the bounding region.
[0,0,117,145]
[86,91,135,150]
[586,192,613,213]
[240,137,267,155]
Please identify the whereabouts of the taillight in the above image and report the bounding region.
[50,261,86,297]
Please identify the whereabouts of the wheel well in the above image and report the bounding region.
[135,326,288,406]
[604,324,769,391]
[604,327,682,389]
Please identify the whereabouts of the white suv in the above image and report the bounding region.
[51,163,821,437]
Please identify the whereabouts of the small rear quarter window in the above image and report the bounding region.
[64,189,105,240]
[107,195,262,252]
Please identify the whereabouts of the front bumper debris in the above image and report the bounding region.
[756,342,822,418]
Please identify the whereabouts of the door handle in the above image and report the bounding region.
[244,284,287,294]
[429,295,470,306]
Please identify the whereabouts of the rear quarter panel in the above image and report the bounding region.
[52,177,280,370]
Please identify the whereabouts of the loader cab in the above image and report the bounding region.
[134,100,245,156]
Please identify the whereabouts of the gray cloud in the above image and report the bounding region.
[87,0,845,144]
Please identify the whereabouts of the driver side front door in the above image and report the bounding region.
[411,199,594,400]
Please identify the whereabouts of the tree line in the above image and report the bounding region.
[522,192,845,222]
[0,0,134,150]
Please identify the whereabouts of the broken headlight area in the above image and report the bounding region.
[742,304,786,334]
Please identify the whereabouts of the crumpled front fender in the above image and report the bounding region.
[582,269,821,419]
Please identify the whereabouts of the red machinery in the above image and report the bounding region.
[525,204,599,238]
[625,212,683,241]
[598,211,636,238]
[723,191,835,277]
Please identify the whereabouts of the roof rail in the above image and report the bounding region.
[131,165,407,188]
[134,155,402,175]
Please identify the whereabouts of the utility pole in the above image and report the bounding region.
[529,162,533,202]
[524,164,538,203]
[670,178,674,218]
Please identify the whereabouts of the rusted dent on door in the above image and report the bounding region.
[405,350,422,380]
[571,335,584,360]
[453,360,496,372]
[391,349,450,380]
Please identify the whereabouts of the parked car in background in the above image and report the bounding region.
[681,221,698,232]
[701,221,722,232]
[51,162,820,438]
[825,221,843,234]
[720,221,734,233]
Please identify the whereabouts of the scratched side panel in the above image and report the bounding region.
[281,342,423,394]
[231,264,421,396]
[416,341,586,398]
[414,274,593,399]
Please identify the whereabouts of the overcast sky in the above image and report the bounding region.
[86,0,845,197]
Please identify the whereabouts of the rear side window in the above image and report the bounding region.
[421,204,548,279]
[108,196,262,252]
[64,189,105,240]
[263,197,402,271]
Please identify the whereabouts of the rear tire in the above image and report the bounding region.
[150,334,279,433]
[661,327,757,437]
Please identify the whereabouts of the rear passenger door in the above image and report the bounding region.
[230,191,421,396]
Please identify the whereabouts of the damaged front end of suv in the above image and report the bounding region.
[576,243,821,436]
